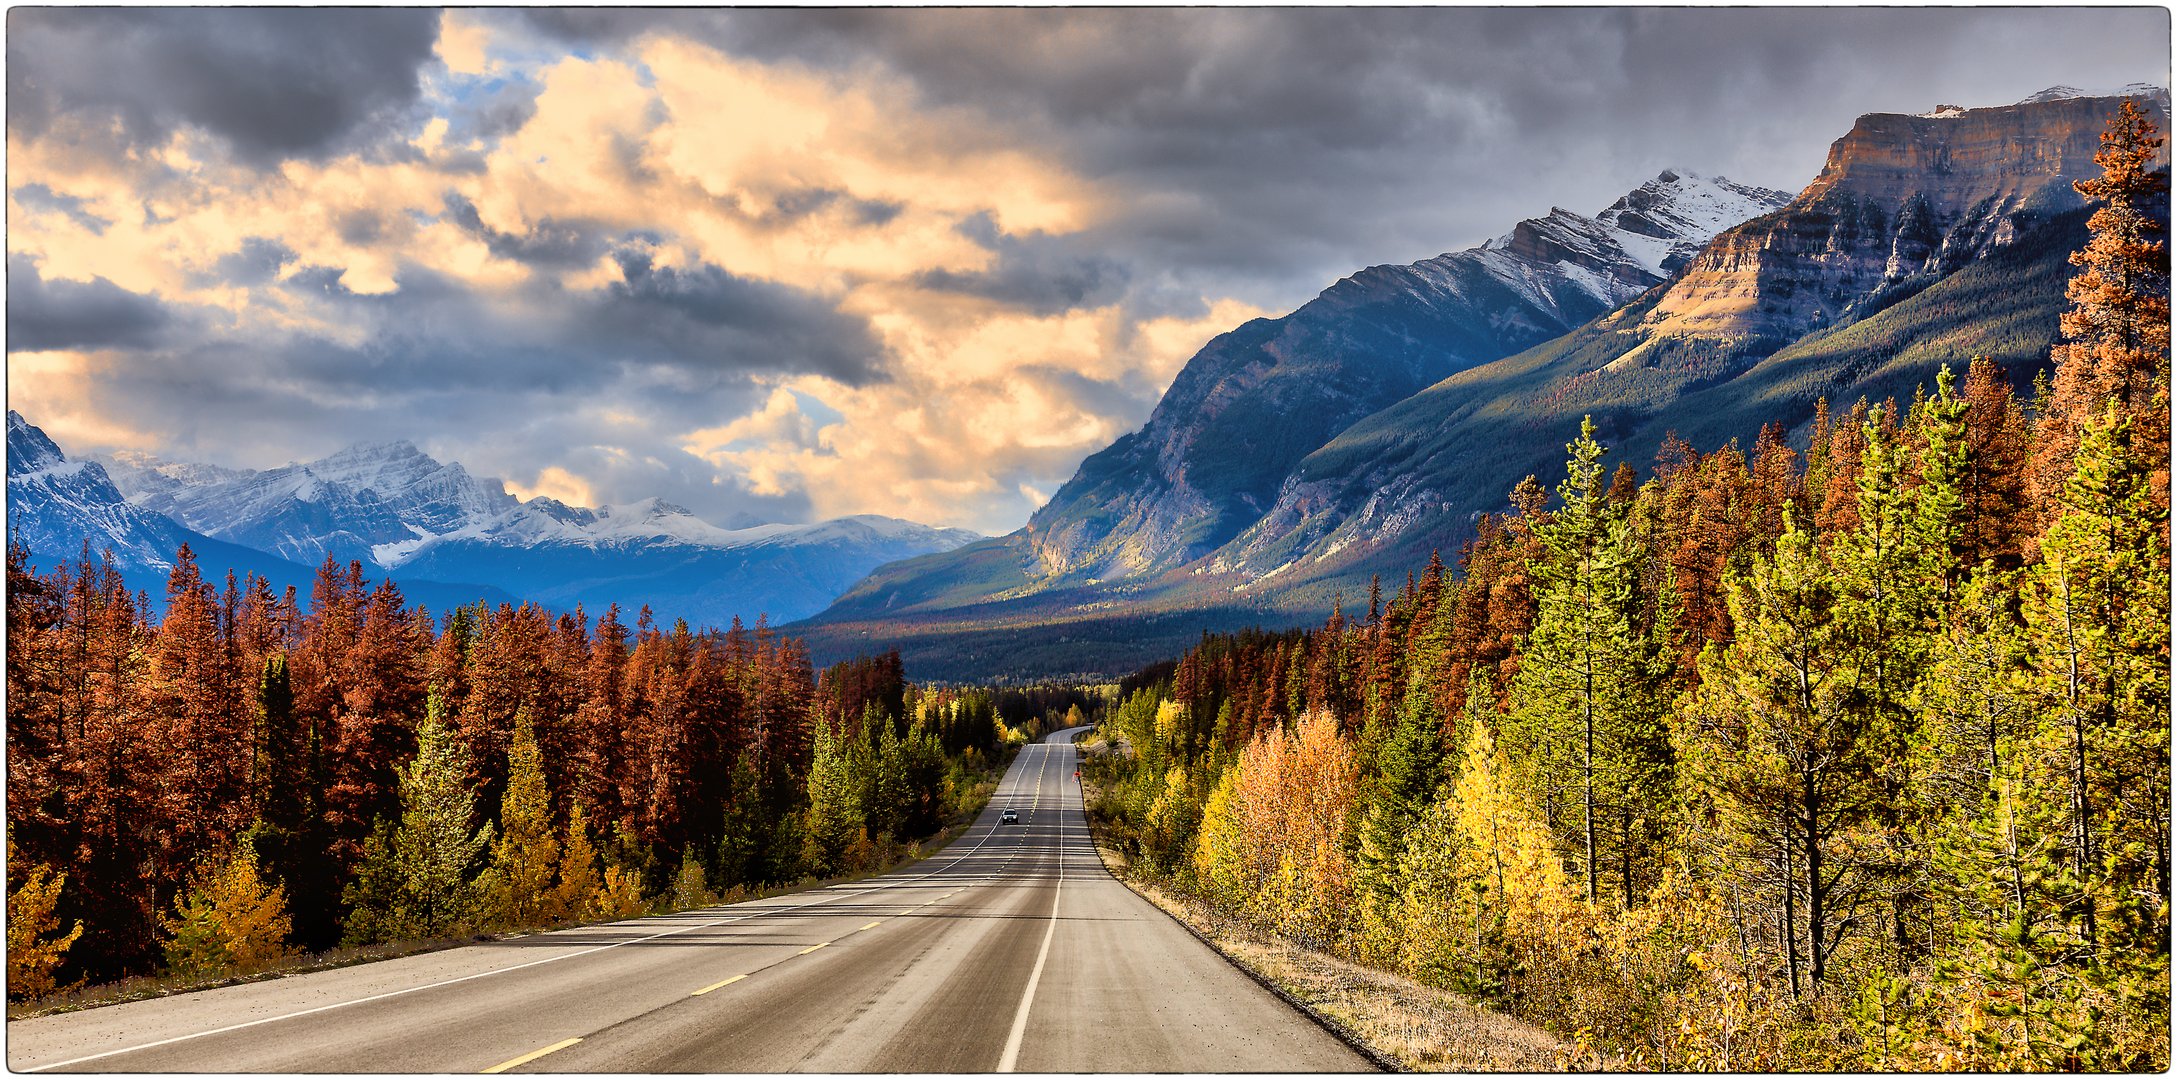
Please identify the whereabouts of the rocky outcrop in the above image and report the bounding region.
[1636,90,2170,348]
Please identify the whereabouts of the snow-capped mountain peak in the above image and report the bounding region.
[10,415,983,627]
[2015,83,2167,107]
[1592,168,1794,276]
[8,413,190,570]
[100,438,520,568]
[8,410,68,475]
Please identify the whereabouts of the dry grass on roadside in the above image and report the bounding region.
[1080,781,1582,1072]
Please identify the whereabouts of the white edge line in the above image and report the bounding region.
[22,760,1037,1073]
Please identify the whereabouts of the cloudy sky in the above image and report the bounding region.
[7,8,2167,534]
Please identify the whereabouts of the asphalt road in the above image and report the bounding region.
[9,728,1370,1073]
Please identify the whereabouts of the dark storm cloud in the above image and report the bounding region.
[7,257,174,352]
[914,217,1130,315]
[502,7,2168,309]
[6,8,439,165]
[601,249,887,386]
[234,254,887,396]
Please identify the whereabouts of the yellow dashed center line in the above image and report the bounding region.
[481,1037,581,1074]
[799,942,829,955]
[691,974,747,996]
[859,921,882,931]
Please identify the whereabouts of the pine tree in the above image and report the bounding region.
[672,847,713,910]
[1958,358,2034,570]
[1829,406,1950,962]
[2018,406,2170,971]
[1678,509,1897,994]
[477,713,564,930]
[342,690,492,943]
[1505,417,1674,905]
[802,718,857,875]
[2033,100,2171,515]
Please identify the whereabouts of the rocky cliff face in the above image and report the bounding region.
[1212,89,2168,592]
[1638,89,2171,346]
[1022,169,1788,584]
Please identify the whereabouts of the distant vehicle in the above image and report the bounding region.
[1000,808,1020,825]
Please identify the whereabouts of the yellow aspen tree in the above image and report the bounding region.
[7,851,82,1000]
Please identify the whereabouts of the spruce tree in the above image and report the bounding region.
[342,690,492,942]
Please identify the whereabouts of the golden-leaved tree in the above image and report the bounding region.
[7,847,83,1000]
[1193,711,1359,946]
[162,841,297,977]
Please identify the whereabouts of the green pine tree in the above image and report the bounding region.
[1505,416,1674,906]
[341,689,492,944]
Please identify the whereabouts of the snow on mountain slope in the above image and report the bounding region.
[9,411,191,569]
[103,440,519,569]
[89,433,982,626]
[2015,83,2166,106]
[1012,167,1789,586]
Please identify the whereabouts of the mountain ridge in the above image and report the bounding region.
[795,87,2167,679]
[85,430,982,626]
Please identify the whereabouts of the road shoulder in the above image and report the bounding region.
[1081,807,1579,1071]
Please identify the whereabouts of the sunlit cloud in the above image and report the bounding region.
[7,8,2165,534]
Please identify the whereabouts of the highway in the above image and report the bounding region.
[8,728,1370,1072]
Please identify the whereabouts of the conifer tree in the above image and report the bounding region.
[802,718,857,875]
[672,847,713,910]
[2018,406,2170,965]
[1958,358,2034,569]
[1679,509,1896,994]
[2033,100,2172,514]
[1506,417,1673,905]
[1353,666,1457,945]
[342,691,492,943]
[477,713,563,929]
[1830,406,1950,959]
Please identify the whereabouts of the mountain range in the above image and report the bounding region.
[792,85,2171,679]
[10,414,980,626]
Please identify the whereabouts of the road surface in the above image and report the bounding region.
[9,728,1370,1072]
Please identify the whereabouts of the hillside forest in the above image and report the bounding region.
[1086,103,2171,1069]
